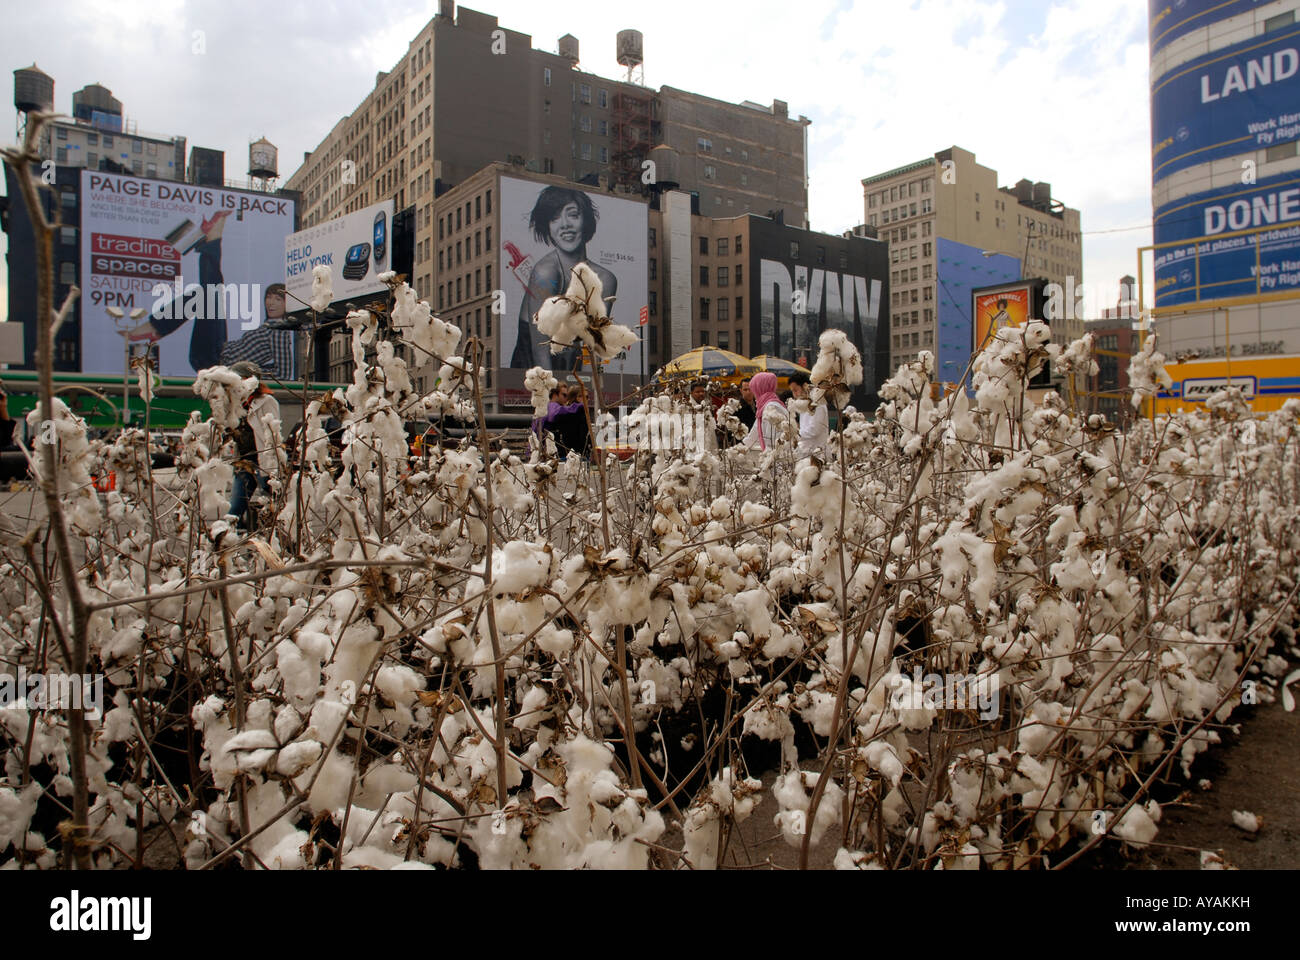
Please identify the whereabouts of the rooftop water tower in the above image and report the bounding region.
[248,137,279,191]
[616,29,644,85]
[13,63,54,140]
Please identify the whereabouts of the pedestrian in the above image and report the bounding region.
[788,372,829,459]
[225,361,284,531]
[736,378,757,431]
[743,371,790,451]
[550,381,592,459]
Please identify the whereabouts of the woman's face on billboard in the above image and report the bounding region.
[549,202,584,253]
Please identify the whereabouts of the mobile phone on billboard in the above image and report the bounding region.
[343,242,371,281]
[373,211,387,266]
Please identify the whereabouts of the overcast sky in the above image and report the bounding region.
[1,0,1152,323]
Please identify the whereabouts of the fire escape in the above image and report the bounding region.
[611,92,654,194]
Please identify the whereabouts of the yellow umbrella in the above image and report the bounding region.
[750,355,811,390]
[659,347,760,383]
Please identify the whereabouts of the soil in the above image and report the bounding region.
[1125,690,1299,870]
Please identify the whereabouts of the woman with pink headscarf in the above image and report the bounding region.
[743,371,791,451]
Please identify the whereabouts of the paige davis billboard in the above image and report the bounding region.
[499,175,648,378]
[79,170,295,378]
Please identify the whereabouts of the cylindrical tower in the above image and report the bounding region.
[616,29,644,84]
[1147,0,1300,412]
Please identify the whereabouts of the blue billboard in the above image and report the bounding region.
[935,238,1019,385]
[1149,0,1272,56]
[1152,170,1300,307]
[1152,26,1300,183]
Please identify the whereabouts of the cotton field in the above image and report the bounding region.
[1,270,1297,871]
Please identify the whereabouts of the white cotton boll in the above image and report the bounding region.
[1017,702,1064,755]
[487,540,555,596]
[275,740,323,778]
[835,848,884,870]
[1113,804,1159,848]
[276,639,320,708]
[311,264,334,312]
[1231,810,1260,833]
[592,321,638,360]
[524,367,559,417]
[535,296,587,353]
[863,741,904,786]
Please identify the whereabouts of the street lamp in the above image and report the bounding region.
[107,306,148,426]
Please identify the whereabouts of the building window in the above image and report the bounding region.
[717,298,729,322]
[648,290,657,315]
[735,235,742,254]
[697,137,712,152]
[581,115,592,132]
[55,126,67,140]
[717,330,729,350]
[735,296,743,319]
[700,266,709,286]
[476,196,481,220]
[699,236,709,255]
[649,227,657,248]
[790,242,800,259]
[1266,141,1298,162]
[581,143,591,160]
[717,266,729,287]
[735,264,742,284]
[1265,10,1295,30]
[649,258,657,280]
[699,298,710,321]
[923,242,933,257]
[59,262,75,284]
[55,147,67,163]
[580,84,591,103]
[60,226,77,245]
[599,146,608,164]
[475,269,482,295]
[544,67,552,86]
[598,89,608,108]
[703,164,716,180]
[598,119,608,136]
[88,151,98,167]
[700,330,709,346]
[839,251,849,270]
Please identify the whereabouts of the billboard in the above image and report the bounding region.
[1151,25,1300,183]
[1154,354,1300,414]
[936,238,1019,387]
[972,279,1051,387]
[79,170,295,378]
[285,199,395,309]
[1149,0,1272,55]
[747,219,889,408]
[499,176,648,382]
[1152,170,1300,307]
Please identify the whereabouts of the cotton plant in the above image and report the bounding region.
[2,264,1298,874]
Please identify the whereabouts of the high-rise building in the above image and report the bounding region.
[1147,0,1300,414]
[287,2,809,387]
[861,146,1083,378]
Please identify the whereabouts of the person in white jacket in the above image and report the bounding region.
[789,372,829,459]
